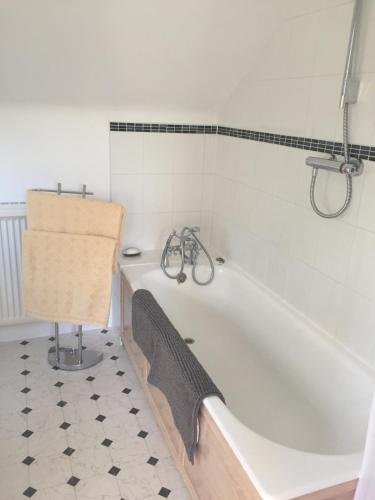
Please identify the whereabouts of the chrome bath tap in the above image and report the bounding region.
[161,226,215,285]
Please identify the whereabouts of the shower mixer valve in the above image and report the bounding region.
[306,156,363,177]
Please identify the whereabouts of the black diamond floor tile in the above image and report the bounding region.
[54,381,64,387]
[21,387,31,394]
[23,486,37,497]
[90,394,100,400]
[57,400,67,407]
[137,430,148,439]
[101,329,108,333]
[129,407,139,415]
[116,370,125,376]
[48,336,55,341]
[147,456,159,466]
[21,407,32,414]
[67,476,80,487]
[86,376,95,382]
[95,414,106,422]
[60,422,71,430]
[108,466,121,476]
[22,456,35,465]
[22,429,33,438]
[63,447,75,456]
[20,354,29,360]
[21,370,30,376]
[122,387,131,394]
[159,487,171,498]
[105,342,113,347]
[101,438,113,447]
[110,355,119,360]
[20,340,29,346]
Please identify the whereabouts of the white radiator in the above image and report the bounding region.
[0,203,28,325]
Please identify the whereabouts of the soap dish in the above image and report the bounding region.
[122,246,142,258]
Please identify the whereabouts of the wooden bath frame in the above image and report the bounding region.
[120,272,357,500]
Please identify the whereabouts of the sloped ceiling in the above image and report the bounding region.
[0,0,286,117]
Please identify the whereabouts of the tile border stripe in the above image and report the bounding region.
[109,122,375,162]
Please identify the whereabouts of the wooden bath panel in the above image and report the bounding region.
[120,273,357,500]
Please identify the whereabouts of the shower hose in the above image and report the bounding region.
[309,103,352,218]
[161,230,215,285]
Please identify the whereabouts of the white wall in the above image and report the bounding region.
[110,131,216,250]
[211,0,375,368]
[0,105,111,203]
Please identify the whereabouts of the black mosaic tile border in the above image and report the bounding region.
[110,122,217,134]
[110,122,375,162]
[218,126,375,162]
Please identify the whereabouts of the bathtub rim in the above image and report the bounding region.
[119,252,372,499]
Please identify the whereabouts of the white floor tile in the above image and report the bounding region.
[0,330,190,500]
[75,473,121,499]
[29,454,72,490]
[70,445,113,480]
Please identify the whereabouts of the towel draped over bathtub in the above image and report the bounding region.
[22,191,125,326]
[132,289,225,463]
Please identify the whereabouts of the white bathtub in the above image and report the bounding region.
[121,254,375,499]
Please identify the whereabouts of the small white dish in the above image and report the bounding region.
[122,246,142,257]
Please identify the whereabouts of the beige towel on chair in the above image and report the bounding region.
[27,191,125,271]
[22,230,116,326]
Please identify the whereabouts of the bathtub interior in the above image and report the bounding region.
[124,262,375,457]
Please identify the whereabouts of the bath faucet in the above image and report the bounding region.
[161,227,215,285]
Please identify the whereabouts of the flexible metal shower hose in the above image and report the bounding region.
[310,104,353,218]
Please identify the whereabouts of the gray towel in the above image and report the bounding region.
[132,289,225,463]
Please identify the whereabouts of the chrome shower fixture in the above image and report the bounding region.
[305,0,364,219]
[161,226,215,286]
[306,156,363,176]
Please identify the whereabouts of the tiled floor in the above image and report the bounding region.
[0,329,191,500]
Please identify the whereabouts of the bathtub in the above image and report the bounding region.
[119,253,375,499]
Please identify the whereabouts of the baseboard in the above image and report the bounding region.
[0,321,110,342]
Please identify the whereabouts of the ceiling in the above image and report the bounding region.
[0,0,288,117]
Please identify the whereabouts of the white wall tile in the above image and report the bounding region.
[348,228,375,302]
[265,245,288,298]
[357,0,375,74]
[290,206,320,267]
[314,2,353,76]
[358,162,375,233]
[307,76,341,140]
[110,131,212,252]
[269,145,300,203]
[315,219,356,283]
[143,174,172,213]
[284,259,316,317]
[213,175,238,217]
[243,233,270,285]
[336,289,375,364]
[111,174,143,214]
[142,213,172,250]
[172,211,201,232]
[307,272,343,336]
[284,11,319,78]
[143,134,174,174]
[172,174,203,212]
[110,132,143,174]
[202,174,214,211]
[172,134,205,174]
[123,213,144,248]
[348,73,375,145]
[203,135,217,174]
